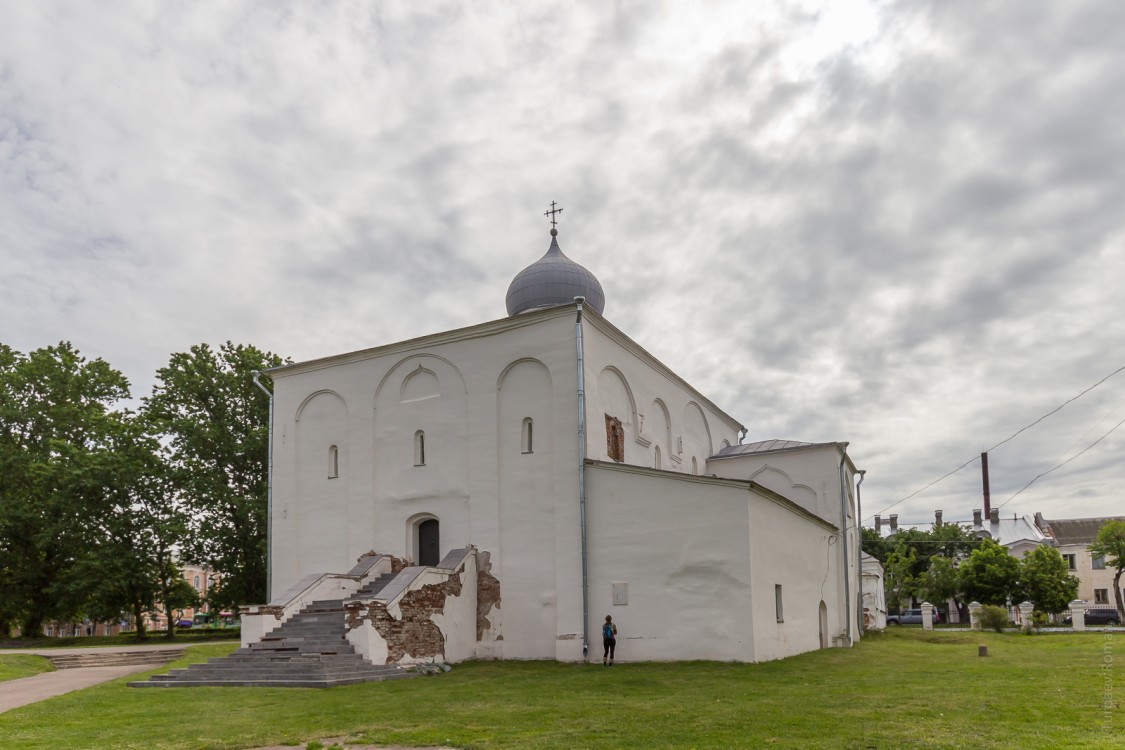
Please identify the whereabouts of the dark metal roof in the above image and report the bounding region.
[1039,516,1125,546]
[712,439,815,458]
[505,232,605,317]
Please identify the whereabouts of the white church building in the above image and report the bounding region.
[246,217,864,666]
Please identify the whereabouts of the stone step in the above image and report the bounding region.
[48,649,185,669]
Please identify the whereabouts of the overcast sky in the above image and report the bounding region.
[3,1,1123,527]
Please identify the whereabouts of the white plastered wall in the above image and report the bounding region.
[268,307,583,660]
[585,463,755,661]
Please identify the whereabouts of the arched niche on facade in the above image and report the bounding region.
[596,366,639,460]
[749,465,819,508]
[682,401,714,460]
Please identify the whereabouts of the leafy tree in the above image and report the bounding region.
[0,342,131,636]
[883,544,919,612]
[1089,520,1125,621]
[158,572,200,638]
[1018,545,1078,615]
[861,527,891,564]
[920,555,963,618]
[77,419,188,641]
[958,539,1021,607]
[143,342,283,611]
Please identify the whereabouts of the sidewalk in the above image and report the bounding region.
[0,663,158,713]
[0,642,234,714]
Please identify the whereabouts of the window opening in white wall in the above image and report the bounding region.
[328,444,339,478]
[414,430,426,466]
[1093,555,1106,570]
[1062,553,1077,570]
[1095,588,1109,604]
[522,417,534,454]
[775,584,784,623]
[654,445,661,469]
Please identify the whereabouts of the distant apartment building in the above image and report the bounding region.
[1035,514,1125,608]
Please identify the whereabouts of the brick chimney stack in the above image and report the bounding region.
[935,510,943,527]
[889,514,899,532]
[875,515,882,533]
[973,509,982,527]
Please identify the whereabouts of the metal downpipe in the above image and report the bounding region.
[252,370,274,602]
[575,296,590,659]
[855,469,866,635]
[838,442,852,646]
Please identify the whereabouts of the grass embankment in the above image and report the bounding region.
[0,630,1119,749]
[0,654,54,682]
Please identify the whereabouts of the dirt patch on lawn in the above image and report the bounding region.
[249,741,455,750]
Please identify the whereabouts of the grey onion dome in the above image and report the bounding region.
[505,229,605,316]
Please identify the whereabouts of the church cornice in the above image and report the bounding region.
[265,305,576,379]
[580,308,746,435]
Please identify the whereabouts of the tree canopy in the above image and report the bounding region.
[142,342,282,610]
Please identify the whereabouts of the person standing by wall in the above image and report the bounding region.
[602,615,617,666]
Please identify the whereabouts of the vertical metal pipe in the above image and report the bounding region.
[855,469,866,635]
[252,370,274,602]
[574,297,589,659]
[838,442,852,646]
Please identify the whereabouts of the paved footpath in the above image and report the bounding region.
[0,643,224,714]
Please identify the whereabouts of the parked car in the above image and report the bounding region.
[1063,608,1121,626]
[887,608,942,626]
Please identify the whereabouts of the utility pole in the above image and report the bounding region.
[981,451,991,519]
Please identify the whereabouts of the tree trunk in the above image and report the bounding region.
[131,602,147,642]
[22,613,43,639]
[1114,568,1124,621]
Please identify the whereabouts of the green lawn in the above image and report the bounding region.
[0,654,54,682]
[0,630,1120,749]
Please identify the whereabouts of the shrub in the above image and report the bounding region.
[978,605,1011,632]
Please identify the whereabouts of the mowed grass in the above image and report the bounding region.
[0,654,54,682]
[0,630,1120,749]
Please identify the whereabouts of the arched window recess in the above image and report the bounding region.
[522,417,534,454]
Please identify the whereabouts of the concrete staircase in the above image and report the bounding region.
[49,649,185,669]
[130,574,414,688]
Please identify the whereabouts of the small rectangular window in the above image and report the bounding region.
[775,584,784,623]
[1063,553,1077,571]
[1095,589,1109,604]
[1092,555,1106,570]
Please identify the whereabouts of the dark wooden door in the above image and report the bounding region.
[419,519,440,566]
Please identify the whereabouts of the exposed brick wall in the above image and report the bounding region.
[350,566,464,664]
[477,568,502,641]
[605,414,624,462]
[357,551,410,573]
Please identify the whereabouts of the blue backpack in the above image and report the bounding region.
[602,623,615,639]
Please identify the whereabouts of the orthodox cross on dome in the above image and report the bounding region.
[543,201,563,229]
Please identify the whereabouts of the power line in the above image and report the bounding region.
[865,363,1125,521]
[995,414,1125,511]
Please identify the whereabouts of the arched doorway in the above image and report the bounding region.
[819,600,829,649]
[418,518,440,566]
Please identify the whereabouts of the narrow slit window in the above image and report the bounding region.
[654,445,661,469]
[414,430,426,466]
[691,456,698,475]
[328,444,339,478]
[522,417,534,454]
[775,584,784,623]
